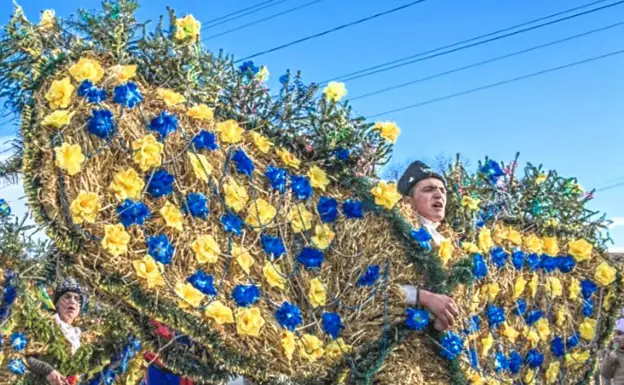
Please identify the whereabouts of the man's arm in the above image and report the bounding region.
[601,351,618,380]
[399,285,458,331]
[26,357,55,377]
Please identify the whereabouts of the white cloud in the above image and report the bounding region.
[609,217,624,229]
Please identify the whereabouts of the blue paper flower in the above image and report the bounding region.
[297,247,324,269]
[494,352,509,372]
[0,199,11,217]
[509,351,523,374]
[335,148,350,160]
[275,302,303,331]
[342,200,363,219]
[581,279,598,299]
[583,298,594,317]
[514,299,527,316]
[279,74,289,84]
[232,285,260,307]
[146,169,174,198]
[291,175,313,200]
[481,159,504,184]
[3,285,17,305]
[117,199,151,227]
[88,109,116,139]
[149,111,178,139]
[185,193,209,219]
[486,305,505,329]
[526,253,540,271]
[113,82,143,108]
[8,359,25,375]
[468,348,479,368]
[78,80,107,103]
[265,166,288,193]
[261,234,286,260]
[191,130,219,151]
[147,234,174,265]
[473,254,488,279]
[187,270,217,296]
[233,149,254,177]
[10,332,27,351]
[525,349,544,368]
[540,254,557,273]
[317,197,338,223]
[406,308,429,331]
[410,227,432,251]
[322,312,344,339]
[440,331,464,360]
[490,247,508,268]
[221,213,243,236]
[466,315,480,334]
[357,265,380,287]
[556,256,576,273]
[551,336,565,357]
[511,249,525,270]
[239,61,259,75]
[525,310,543,326]
[567,333,580,349]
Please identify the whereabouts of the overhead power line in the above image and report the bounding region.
[203,0,325,41]
[350,21,624,101]
[596,181,624,192]
[202,0,278,26]
[203,0,288,30]
[234,0,427,63]
[365,48,624,119]
[322,0,620,85]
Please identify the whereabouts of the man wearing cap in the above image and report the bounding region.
[26,277,85,385]
[396,161,459,331]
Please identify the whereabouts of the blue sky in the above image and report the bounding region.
[1,0,623,249]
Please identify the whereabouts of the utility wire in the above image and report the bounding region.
[203,0,324,41]
[596,181,624,192]
[234,0,427,63]
[365,48,624,119]
[204,0,288,30]
[321,0,619,85]
[350,21,624,101]
[202,0,279,26]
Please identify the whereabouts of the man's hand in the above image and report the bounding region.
[419,289,459,331]
[46,370,68,385]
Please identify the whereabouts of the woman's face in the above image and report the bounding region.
[57,292,81,325]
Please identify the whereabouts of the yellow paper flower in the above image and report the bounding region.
[263,262,286,290]
[256,66,270,82]
[480,333,494,358]
[542,236,560,256]
[187,104,214,120]
[69,58,104,84]
[157,88,186,107]
[101,224,130,257]
[109,168,145,201]
[513,276,527,299]
[507,229,522,246]
[603,290,615,311]
[288,203,313,233]
[323,81,347,102]
[568,238,593,262]
[523,234,543,254]
[461,196,480,211]
[299,334,324,361]
[326,338,352,359]
[223,179,249,212]
[467,370,485,385]
[579,318,596,341]
[438,239,454,266]
[536,173,547,184]
[594,262,616,286]
[132,255,165,288]
[554,306,568,327]
[54,143,85,176]
[528,273,538,299]
[187,152,213,182]
[478,228,493,251]
[42,110,75,128]
[45,77,74,110]
[236,307,265,337]
[132,134,164,171]
[246,198,277,228]
[462,242,480,254]
[370,181,401,209]
[276,148,301,169]
[70,190,100,224]
[159,201,184,231]
[568,277,580,301]
[39,9,55,30]
[545,361,560,384]
[175,282,204,309]
[233,246,254,275]
[493,226,509,244]
[205,301,234,325]
[535,318,550,341]
[110,64,137,83]
[308,166,330,191]
[468,289,481,312]
[486,282,500,302]
[502,323,519,343]
[373,121,401,143]
[250,132,273,154]
[524,369,536,385]
[311,224,335,250]
[281,331,296,360]
[175,14,201,41]
[308,278,326,307]
[546,277,562,298]
[522,326,540,347]
[217,120,244,144]
[545,218,558,228]
[192,235,221,264]
[565,350,590,369]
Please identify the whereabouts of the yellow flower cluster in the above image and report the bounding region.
[217,120,244,144]
[157,88,186,107]
[132,256,165,288]
[160,201,184,231]
[323,81,347,102]
[45,77,74,110]
[370,181,402,210]
[175,14,201,41]
[288,203,313,233]
[42,110,75,129]
[69,58,104,84]
[109,168,145,201]
[175,282,204,309]
[101,224,130,257]
[188,152,213,182]
[192,235,221,264]
[187,104,214,121]
[132,135,164,171]
[54,143,85,176]
[245,198,276,228]
[373,121,401,143]
[70,191,100,224]
[223,179,249,212]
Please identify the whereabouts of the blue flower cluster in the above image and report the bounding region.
[85,336,142,385]
[146,169,174,198]
[405,308,429,331]
[0,198,11,217]
[10,332,28,352]
[410,227,432,251]
[221,213,243,236]
[192,130,219,151]
[233,149,254,176]
[265,166,288,193]
[473,254,488,279]
[440,331,464,360]
[291,175,313,200]
[317,197,338,223]
[490,247,508,268]
[88,109,116,139]
[187,270,217,296]
[261,234,286,260]
[0,270,17,321]
[497,249,576,273]
[485,305,505,329]
[8,358,25,375]
[232,285,260,307]
[342,200,363,219]
[357,265,380,287]
[322,312,344,339]
[480,160,505,184]
[149,111,178,139]
[275,302,302,331]
[113,82,143,108]
[185,193,209,219]
[147,234,175,265]
[78,80,107,103]
[117,199,151,227]
[297,247,324,269]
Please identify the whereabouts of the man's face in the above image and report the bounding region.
[614,330,624,347]
[57,292,80,325]
[409,178,447,222]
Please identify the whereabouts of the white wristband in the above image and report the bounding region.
[401,284,419,306]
